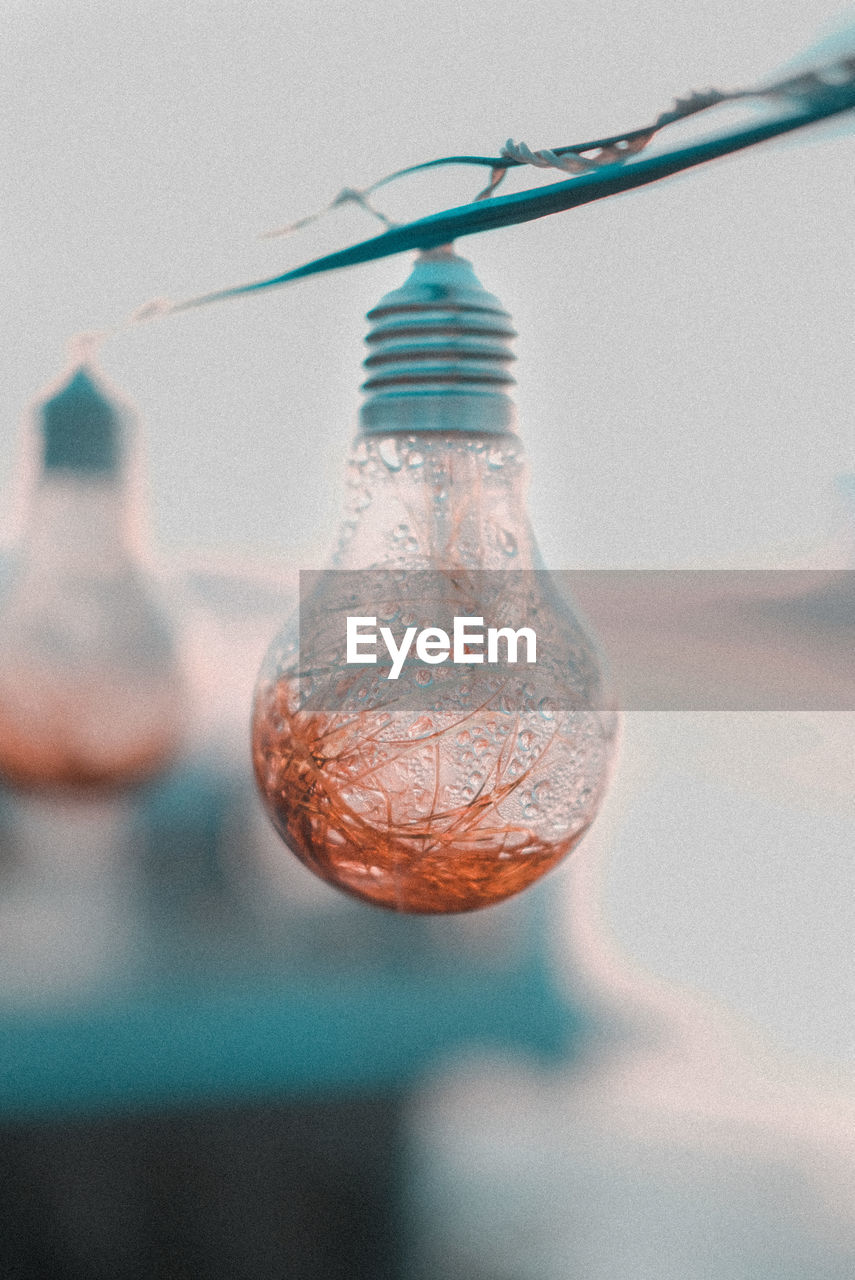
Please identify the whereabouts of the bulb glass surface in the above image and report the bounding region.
[252,432,617,912]
[0,367,185,791]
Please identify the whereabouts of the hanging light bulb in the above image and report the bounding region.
[0,359,185,790]
[252,246,617,912]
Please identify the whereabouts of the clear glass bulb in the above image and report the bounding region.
[0,364,185,791]
[252,249,617,912]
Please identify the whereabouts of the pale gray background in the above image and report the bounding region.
[1,2,853,1070]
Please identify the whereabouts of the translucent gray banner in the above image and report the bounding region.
[294,570,854,711]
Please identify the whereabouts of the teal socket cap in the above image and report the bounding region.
[40,366,121,474]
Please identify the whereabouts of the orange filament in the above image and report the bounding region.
[252,673,595,913]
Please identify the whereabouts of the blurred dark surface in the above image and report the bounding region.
[0,1092,405,1280]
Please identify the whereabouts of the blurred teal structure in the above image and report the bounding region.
[0,847,581,1119]
[0,565,585,1122]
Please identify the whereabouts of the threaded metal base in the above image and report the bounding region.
[359,246,517,436]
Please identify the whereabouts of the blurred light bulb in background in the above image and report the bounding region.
[252,247,617,912]
[0,360,185,790]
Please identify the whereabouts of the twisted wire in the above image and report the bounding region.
[133,51,855,318]
[259,61,853,237]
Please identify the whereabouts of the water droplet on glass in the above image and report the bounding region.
[393,523,409,541]
[497,527,518,557]
[487,445,505,469]
[408,451,424,469]
[538,697,556,721]
[416,668,433,686]
[378,437,402,471]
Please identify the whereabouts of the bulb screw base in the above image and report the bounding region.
[359,246,517,436]
[40,366,122,474]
